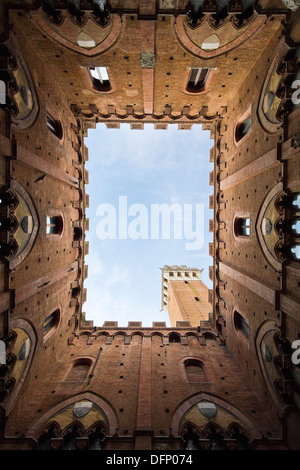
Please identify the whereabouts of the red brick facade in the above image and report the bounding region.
[0,0,299,451]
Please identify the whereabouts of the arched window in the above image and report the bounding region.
[37,426,57,450]
[234,311,249,340]
[63,426,81,450]
[88,426,105,450]
[185,359,207,383]
[186,68,209,93]
[88,66,111,92]
[234,217,250,237]
[235,115,251,142]
[169,333,181,343]
[66,359,91,383]
[46,215,63,236]
[230,426,250,450]
[46,113,63,139]
[207,426,225,450]
[43,309,60,341]
[183,425,199,450]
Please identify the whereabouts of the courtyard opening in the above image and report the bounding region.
[83,123,213,327]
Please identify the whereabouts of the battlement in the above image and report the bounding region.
[80,320,195,330]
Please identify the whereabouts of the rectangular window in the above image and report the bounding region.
[88,66,111,91]
[187,68,209,92]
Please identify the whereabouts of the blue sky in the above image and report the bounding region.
[83,123,213,327]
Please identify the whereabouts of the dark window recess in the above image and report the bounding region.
[235,217,250,237]
[46,114,63,139]
[88,66,111,92]
[66,359,91,382]
[43,310,59,335]
[88,427,105,450]
[234,311,249,339]
[73,227,82,241]
[185,359,207,383]
[46,216,63,235]
[187,68,209,93]
[235,116,251,142]
[169,333,181,343]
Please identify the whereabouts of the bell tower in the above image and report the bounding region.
[161,265,212,327]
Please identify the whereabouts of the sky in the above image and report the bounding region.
[83,123,213,327]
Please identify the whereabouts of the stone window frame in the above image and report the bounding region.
[46,111,64,142]
[86,65,116,94]
[63,357,94,384]
[43,305,62,344]
[182,67,216,96]
[234,105,252,146]
[232,308,250,347]
[179,356,212,384]
[233,213,251,240]
[45,209,64,239]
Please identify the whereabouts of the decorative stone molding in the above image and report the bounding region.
[140,53,155,69]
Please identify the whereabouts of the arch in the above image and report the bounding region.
[184,332,199,338]
[172,14,265,59]
[255,320,282,410]
[255,182,284,271]
[168,332,181,343]
[5,318,37,415]
[257,39,287,134]
[170,392,260,438]
[65,358,93,383]
[25,393,118,438]
[201,331,217,340]
[9,179,39,270]
[95,331,109,338]
[8,35,39,130]
[150,331,164,338]
[130,331,145,338]
[227,422,251,441]
[30,11,123,57]
[112,331,127,337]
[61,420,85,438]
[179,356,212,384]
[184,358,207,383]
[78,331,92,338]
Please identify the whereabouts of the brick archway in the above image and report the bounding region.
[25,392,118,438]
[170,392,260,438]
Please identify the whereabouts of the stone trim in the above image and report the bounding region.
[24,392,118,438]
[29,11,123,57]
[170,392,261,438]
[172,15,265,59]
